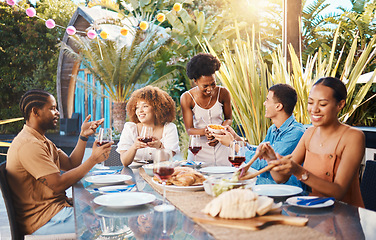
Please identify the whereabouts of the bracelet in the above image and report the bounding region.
[79,135,88,142]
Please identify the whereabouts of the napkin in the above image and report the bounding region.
[296,197,335,206]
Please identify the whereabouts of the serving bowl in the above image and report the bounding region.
[207,124,225,134]
[142,163,154,176]
[203,177,256,197]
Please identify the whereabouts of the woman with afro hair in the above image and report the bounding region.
[116,86,180,167]
[181,53,232,166]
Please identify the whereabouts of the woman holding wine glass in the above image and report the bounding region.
[181,53,232,166]
[117,86,180,167]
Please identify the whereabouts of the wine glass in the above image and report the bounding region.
[153,149,175,212]
[228,141,246,168]
[188,135,202,164]
[96,128,112,169]
[139,126,153,163]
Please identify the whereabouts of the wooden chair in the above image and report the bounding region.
[360,160,376,211]
[0,162,76,240]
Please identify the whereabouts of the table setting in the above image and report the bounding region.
[72,147,376,240]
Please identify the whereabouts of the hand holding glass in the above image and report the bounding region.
[96,128,112,169]
[153,149,175,212]
[139,126,153,162]
[228,141,246,168]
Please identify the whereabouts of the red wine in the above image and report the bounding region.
[140,137,153,143]
[97,140,110,146]
[154,167,174,180]
[228,156,246,167]
[189,146,202,155]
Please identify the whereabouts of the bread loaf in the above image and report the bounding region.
[203,188,274,219]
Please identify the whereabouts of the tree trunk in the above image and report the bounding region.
[112,101,127,133]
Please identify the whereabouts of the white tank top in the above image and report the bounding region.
[186,86,230,166]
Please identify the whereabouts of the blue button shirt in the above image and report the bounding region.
[245,115,305,186]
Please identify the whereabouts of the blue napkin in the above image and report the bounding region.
[296,197,335,206]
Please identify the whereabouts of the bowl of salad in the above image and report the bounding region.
[203,177,256,197]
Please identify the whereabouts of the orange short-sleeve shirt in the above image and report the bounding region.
[6,125,71,234]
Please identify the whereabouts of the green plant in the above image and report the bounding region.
[204,24,376,144]
[204,28,271,144]
[161,6,247,89]
[61,0,174,132]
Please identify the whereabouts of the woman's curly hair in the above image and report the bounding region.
[126,86,176,125]
[186,53,221,80]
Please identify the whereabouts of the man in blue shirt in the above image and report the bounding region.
[215,84,305,186]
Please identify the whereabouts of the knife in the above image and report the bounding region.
[296,197,335,206]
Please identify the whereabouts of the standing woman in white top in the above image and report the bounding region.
[116,86,180,167]
[180,53,232,166]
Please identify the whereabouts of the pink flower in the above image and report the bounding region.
[6,0,15,6]
[87,30,96,39]
[66,26,76,35]
[26,7,36,17]
[45,19,55,29]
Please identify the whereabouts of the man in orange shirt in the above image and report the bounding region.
[6,89,112,235]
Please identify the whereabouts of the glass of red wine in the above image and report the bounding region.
[228,141,246,168]
[188,135,201,164]
[153,149,175,212]
[96,128,112,169]
[139,126,153,163]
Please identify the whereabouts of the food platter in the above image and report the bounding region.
[151,179,204,192]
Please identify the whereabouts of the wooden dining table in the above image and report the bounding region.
[73,166,376,240]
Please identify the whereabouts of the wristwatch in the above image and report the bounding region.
[298,170,309,181]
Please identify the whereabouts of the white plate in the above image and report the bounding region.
[252,184,302,197]
[286,196,335,208]
[95,204,153,218]
[98,185,136,194]
[85,175,132,185]
[93,192,156,208]
[152,179,204,192]
[200,166,237,174]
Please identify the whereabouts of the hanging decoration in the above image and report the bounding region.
[5,0,85,38]
[45,19,56,29]
[87,29,97,39]
[5,0,183,41]
[25,7,36,17]
[173,3,182,12]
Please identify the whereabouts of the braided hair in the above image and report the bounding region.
[19,90,52,120]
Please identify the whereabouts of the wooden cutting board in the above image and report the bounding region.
[193,213,308,231]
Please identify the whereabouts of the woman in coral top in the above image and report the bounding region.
[259,77,364,207]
